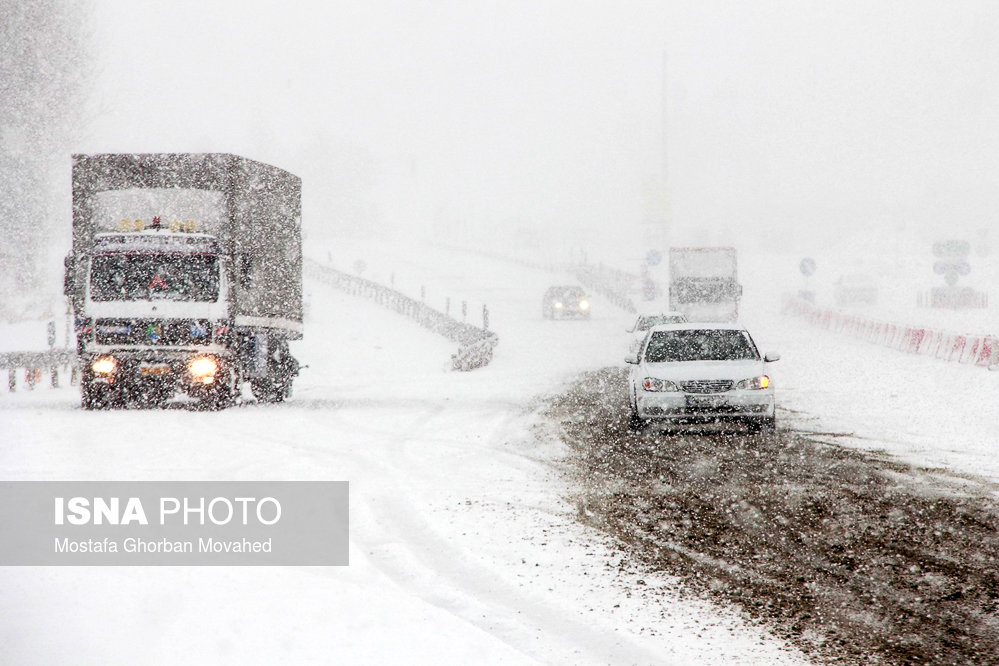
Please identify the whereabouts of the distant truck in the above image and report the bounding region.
[834,273,879,307]
[64,153,302,409]
[668,247,742,322]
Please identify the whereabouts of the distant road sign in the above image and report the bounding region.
[934,260,971,275]
[642,278,656,300]
[933,240,970,258]
[799,257,816,276]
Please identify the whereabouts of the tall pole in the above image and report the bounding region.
[660,48,671,245]
[662,49,669,193]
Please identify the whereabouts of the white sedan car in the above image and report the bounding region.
[626,311,688,354]
[626,323,779,433]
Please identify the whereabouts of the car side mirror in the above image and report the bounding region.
[764,352,781,362]
[625,355,639,364]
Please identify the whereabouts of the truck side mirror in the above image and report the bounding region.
[625,354,639,364]
[63,254,74,296]
[238,253,252,289]
[764,352,781,362]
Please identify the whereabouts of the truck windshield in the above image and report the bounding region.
[671,281,739,304]
[90,254,219,302]
[645,329,759,362]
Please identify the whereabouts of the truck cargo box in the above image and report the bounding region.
[69,153,302,338]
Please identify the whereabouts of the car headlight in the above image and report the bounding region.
[578,299,590,310]
[642,377,679,392]
[554,301,564,309]
[188,356,219,383]
[91,356,117,374]
[736,375,770,390]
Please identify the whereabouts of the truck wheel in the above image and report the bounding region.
[251,379,282,403]
[82,383,110,410]
[200,382,234,411]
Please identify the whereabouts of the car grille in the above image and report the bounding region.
[94,318,212,346]
[680,380,733,394]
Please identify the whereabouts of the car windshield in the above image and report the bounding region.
[644,329,759,362]
[552,287,584,300]
[637,315,684,331]
[90,253,219,302]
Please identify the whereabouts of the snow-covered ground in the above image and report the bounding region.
[329,237,999,483]
[0,246,811,664]
[4,237,999,664]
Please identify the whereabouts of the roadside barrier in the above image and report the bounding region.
[570,264,638,313]
[2,349,77,392]
[781,295,998,368]
[305,259,498,371]
[433,242,640,314]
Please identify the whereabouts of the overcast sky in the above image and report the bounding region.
[83,1,999,263]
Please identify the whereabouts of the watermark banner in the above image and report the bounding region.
[0,481,348,566]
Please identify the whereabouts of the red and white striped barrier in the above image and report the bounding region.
[781,295,998,368]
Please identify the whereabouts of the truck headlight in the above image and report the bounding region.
[642,377,679,392]
[91,356,116,374]
[554,301,564,309]
[188,356,219,383]
[578,299,590,310]
[736,375,770,390]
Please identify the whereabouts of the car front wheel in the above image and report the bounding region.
[627,392,647,431]
[747,416,776,435]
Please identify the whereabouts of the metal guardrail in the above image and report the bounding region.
[305,259,499,371]
[1,349,78,391]
[433,243,641,314]
[571,264,638,313]
[782,294,999,368]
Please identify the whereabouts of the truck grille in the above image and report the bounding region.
[94,319,212,346]
[680,380,733,394]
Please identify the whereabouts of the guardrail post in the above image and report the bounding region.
[50,366,59,388]
[7,368,14,392]
[71,365,79,386]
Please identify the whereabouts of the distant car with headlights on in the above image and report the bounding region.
[542,285,591,319]
[626,311,688,354]
[834,273,879,307]
[625,323,779,433]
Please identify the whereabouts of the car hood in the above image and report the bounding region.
[641,360,765,381]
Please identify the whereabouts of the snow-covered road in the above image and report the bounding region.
[0,246,810,664]
[4,238,998,664]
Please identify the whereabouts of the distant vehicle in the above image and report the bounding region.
[542,286,591,319]
[626,311,688,354]
[625,323,779,433]
[668,247,742,322]
[64,153,303,410]
[834,274,878,307]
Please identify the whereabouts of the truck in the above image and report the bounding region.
[64,153,302,410]
[668,247,742,322]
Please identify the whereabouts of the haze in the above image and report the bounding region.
[79,0,999,265]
